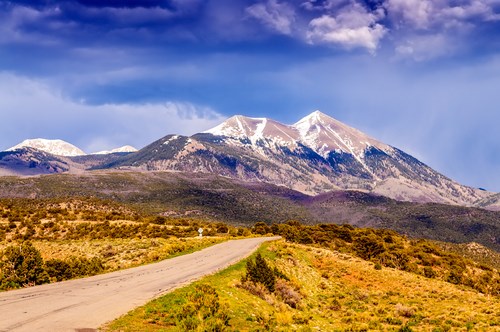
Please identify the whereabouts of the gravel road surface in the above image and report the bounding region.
[0,237,279,332]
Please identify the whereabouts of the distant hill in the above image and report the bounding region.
[0,147,134,176]
[0,171,498,251]
[0,147,70,176]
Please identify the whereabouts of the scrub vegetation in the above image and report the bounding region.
[0,172,499,252]
[0,197,243,290]
[268,221,500,296]
[104,241,500,332]
[0,191,498,331]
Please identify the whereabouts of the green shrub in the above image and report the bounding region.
[353,234,386,260]
[423,266,436,279]
[0,242,49,289]
[446,268,463,285]
[252,222,270,235]
[45,256,104,281]
[175,284,230,331]
[244,253,277,292]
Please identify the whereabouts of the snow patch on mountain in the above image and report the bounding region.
[93,145,138,155]
[163,135,180,145]
[6,138,85,157]
[205,115,300,147]
[292,110,389,158]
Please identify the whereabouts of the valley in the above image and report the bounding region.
[0,171,498,251]
[0,171,498,331]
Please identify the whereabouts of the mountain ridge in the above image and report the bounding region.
[105,111,490,206]
[0,111,496,209]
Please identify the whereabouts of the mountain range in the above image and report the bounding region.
[1,111,497,209]
[5,138,137,157]
[0,140,137,176]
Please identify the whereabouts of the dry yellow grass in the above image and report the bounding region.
[105,240,500,332]
[280,243,500,331]
[34,237,225,271]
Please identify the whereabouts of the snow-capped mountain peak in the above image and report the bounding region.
[204,115,298,145]
[297,110,328,122]
[92,145,138,155]
[293,110,389,158]
[108,109,489,206]
[205,110,389,158]
[6,138,86,157]
[204,115,265,138]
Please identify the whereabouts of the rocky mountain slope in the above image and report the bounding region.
[0,147,71,176]
[475,192,500,211]
[103,111,490,206]
[0,141,135,176]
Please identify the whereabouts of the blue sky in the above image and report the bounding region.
[1,0,500,191]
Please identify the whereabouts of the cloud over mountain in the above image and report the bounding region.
[0,73,224,154]
[246,0,296,35]
[306,3,387,52]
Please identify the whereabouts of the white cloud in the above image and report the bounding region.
[301,0,339,11]
[385,0,499,30]
[0,73,225,153]
[385,0,500,60]
[245,0,296,35]
[394,34,460,61]
[307,4,387,53]
[384,0,434,29]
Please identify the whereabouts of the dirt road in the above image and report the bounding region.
[0,237,279,332]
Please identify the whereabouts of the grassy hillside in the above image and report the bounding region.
[302,191,500,252]
[269,222,499,296]
[0,172,309,225]
[0,196,249,290]
[104,240,500,331]
[0,171,498,251]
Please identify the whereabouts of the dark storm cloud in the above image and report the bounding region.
[3,0,500,55]
[75,0,174,9]
[0,0,207,48]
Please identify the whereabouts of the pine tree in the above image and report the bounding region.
[245,253,276,292]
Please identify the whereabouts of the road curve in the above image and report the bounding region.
[0,236,280,332]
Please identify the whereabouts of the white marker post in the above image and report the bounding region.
[198,228,203,238]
